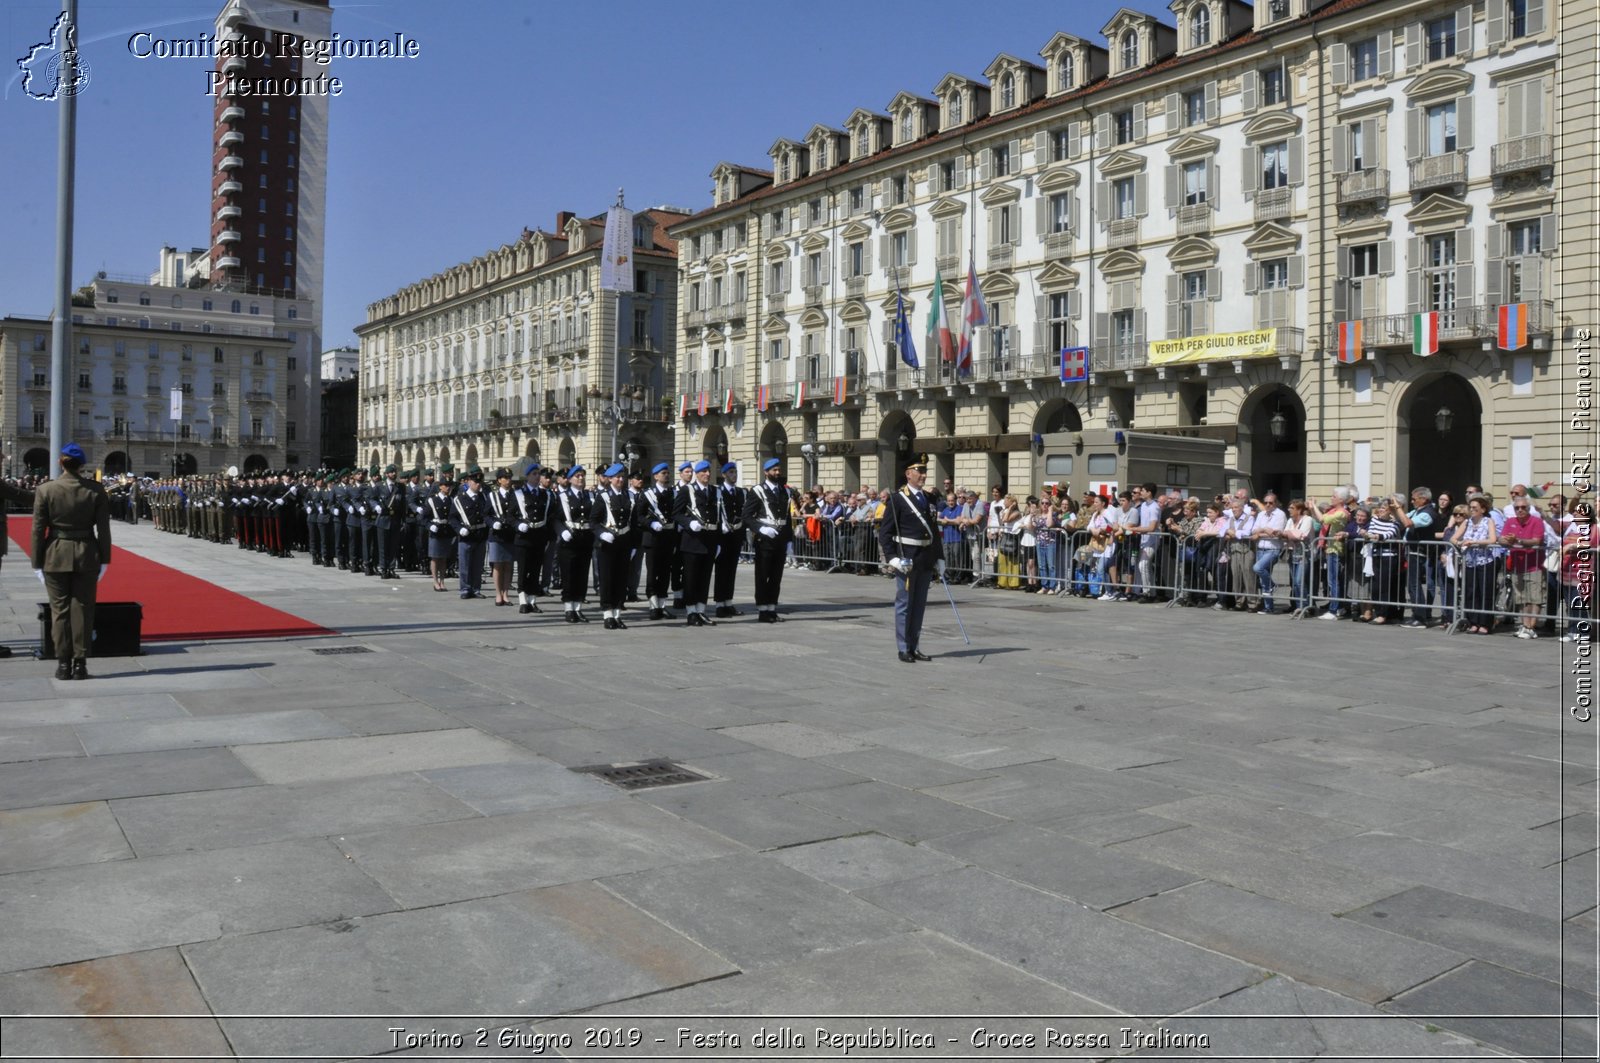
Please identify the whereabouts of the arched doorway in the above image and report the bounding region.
[618,435,648,477]
[1239,385,1306,501]
[463,443,479,468]
[877,410,916,487]
[1398,373,1482,500]
[174,453,199,476]
[413,446,426,469]
[759,421,788,467]
[701,425,729,466]
[1034,399,1084,435]
[242,453,267,475]
[367,449,380,469]
[104,451,129,476]
[22,447,49,476]
[436,446,451,468]
[557,436,576,474]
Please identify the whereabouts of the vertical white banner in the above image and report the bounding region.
[599,201,633,293]
[169,386,183,421]
[1510,436,1533,488]
[1351,440,1371,500]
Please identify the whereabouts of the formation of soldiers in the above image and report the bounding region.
[145,456,803,627]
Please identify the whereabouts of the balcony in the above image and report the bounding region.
[1093,342,1147,373]
[1042,231,1073,261]
[219,130,244,148]
[540,405,584,426]
[145,385,163,397]
[218,230,241,244]
[601,387,671,424]
[1409,151,1468,193]
[684,306,719,328]
[218,155,243,171]
[25,379,49,392]
[547,335,586,357]
[935,253,960,275]
[1336,301,1556,352]
[245,390,272,402]
[240,434,276,446]
[1492,133,1553,177]
[883,266,912,290]
[220,105,245,122]
[1106,219,1140,249]
[111,382,127,395]
[1272,326,1306,362]
[767,292,788,313]
[218,179,242,195]
[680,367,742,398]
[802,284,825,307]
[1176,204,1213,236]
[1337,168,1390,206]
[216,256,241,269]
[988,244,1014,270]
[845,276,867,299]
[1253,186,1293,223]
[216,205,241,221]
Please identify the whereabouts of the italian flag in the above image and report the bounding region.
[723,389,735,414]
[795,380,808,405]
[925,270,955,365]
[679,393,690,419]
[1412,312,1439,357]
[697,391,709,416]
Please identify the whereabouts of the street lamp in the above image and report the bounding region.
[1434,405,1453,435]
[1269,408,1288,443]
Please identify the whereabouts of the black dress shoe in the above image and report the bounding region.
[714,606,732,619]
[897,651,916,663]
[518,604,533,615]
[564,612,578,623]
[757,612,775,624]
[603,617,618,630]
[726,606,744,617]
[613,619,627,630]
[911,651,933,662]
[573,611,589,623]
[71,659,89,680]
[54,660,71,680]
[0,645,10,658]
[649,608,665,621]
[626,594,642,603]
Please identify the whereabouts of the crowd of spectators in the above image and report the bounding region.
[778,477,1592,642]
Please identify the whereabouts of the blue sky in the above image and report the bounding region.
[1,0,1126,348]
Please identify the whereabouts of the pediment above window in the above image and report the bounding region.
[1099,150,1147,177]
[702,327,726,344]
[1406,192,1471,228]
[799,307,830,330]
[839,299,871,323]
[800,233,831,253]
[1167,236,1219,268]
[983,272,1019,298]
[978,182,1021,206]
[928,196,968,219]
[762,314,789,335]
[1242,221,1302,254]
[764,241,792,261]
[1167,133,1220,161]
[878,292,911,315]
[1240,111,1302,143]
[1037,262,1081,292]
[1405,68,1473,103]
[1098,248,1146,278]
[1037,167,1082,192]
[839,221,872,241]
[879,207,917,232]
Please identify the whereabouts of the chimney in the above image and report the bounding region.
[555,211,574,231]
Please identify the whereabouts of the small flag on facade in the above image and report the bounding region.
[757,384,769,412]
[795,380,808,405]
[697,391,709,416]
[957,258,986,379]
[1497,302,1528,352]
[679,392,690,419]
[833,375,847,405]
[1059,346,1089,383]
[723,389,735,414]
[169,386,184,421]
[1411,311,1439,357]
[924,270,954,366]
[894,293,919,369]
[1336,320,1363,364]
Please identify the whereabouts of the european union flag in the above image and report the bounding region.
[894,293,919,369]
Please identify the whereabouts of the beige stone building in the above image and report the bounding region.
[354,207,687,476]
[671,0,1585,501]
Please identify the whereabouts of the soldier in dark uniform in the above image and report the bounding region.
[878,456,943,663]
[305,472,326,564]
[436,464,458,581]
[399,469,422,572]
[513,461,551,613]
[329,471,350,569]
[344,470,367,573]
[422,475,456,591]
[451,467,489,599]
[640,461,678,620]
[671,460,693,609]
[375,464,404,579]
[554,465,595,623]
[538,467,560,593]
[590,462,639,629]
[674,459,722,627]
[360,467,382,575]
[484,467,519,605]
[745,457,798,623]
[625,468,647,602]
[713,462,748,619]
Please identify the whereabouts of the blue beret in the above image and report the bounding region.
[762,458,782,471]
[61,443,86,462]
[721,462,737,473]
[693,460,711,473]
[567,465,585,478]
[651,462,670,475]
[522,461,540,478]
[679,462,693,471]
[602,463,625,478]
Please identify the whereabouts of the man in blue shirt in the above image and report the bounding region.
[939,491,966,581]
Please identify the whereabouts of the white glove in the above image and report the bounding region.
[304,505,312,514]
[560,529,573,542]
[273,498,283,507]
[650,521,663,532]
[457,527,468,539]
[429,522,441,535]
[492,521,504,531]
[517,522,530,533]
[890,556,910,574]
[98,565,107,582]
[759,526,779,539]
[600,531,615,544]
[690,520,704,533]
[33,569,44,584]
[414,505,424,514]
[936,559,947,578]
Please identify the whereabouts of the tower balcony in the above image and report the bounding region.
[218,155,243,172]
[218,230,241,244]
[218,179,242,195]
[221,56,246,75]
[220,105,245,122]
[216,205,241,221]
[216,255,241,269]
[219,130,244,148]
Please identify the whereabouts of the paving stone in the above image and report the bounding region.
[856,867,1264,1014]
[314,700,463,736]
[1297,767,1561,828]
[1548,850,1599,919]
[921,760,1192,822]
[419,759,621,815]
[1141,793,1370,851]
[678,747,867,795]
[929,822,1198,909]
[74,708,353,756]
[336,799,742,909]
[1343,885,1596,988]
[1113,826,1410,914]
[1389,810,1569,869]
[112,773,481,857]
[227,728,533,785]
[1255,734,1441,775]
[1309,832,1563,917]
[0,723,82,765]
[600,854,915,972]
[1001,730,1181,771]
[183,883,737,1060]
[813,747,994,790]
[1537,812,1600,861]
[786,781,1005,843]
[0,692,185,727]
[173,682,407,717]
[0,948,232,1059]
[1031,809,1190,846]
[0,838,396,974]
[849,722,1054,770]
[431,700,581,735]
[496,720,758,768]
[715,721,875,758]
[0,801,133,875]
[636,781,865,851]
[1409,760,1582,800]
[1114,881,1466,1004]
[1385,960,1598,1060]
[764,834,968,893]
[0,746,260,812]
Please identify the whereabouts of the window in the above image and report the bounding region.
[1426,233,1457,310]
[105,316,118,327]
[768,261,785,292]
[1261,141,1290,189]
[287,128,296,144]
[285,201,294,216]
[1350,37,1379,79]
[1509,0,1530,37]
[285,226,294,240]
[1001,73,1015,109]
[202,298,213,311]
[1261,64,1286,105]
[179,425,191,440]
[1049,293,1075,350]
[892,175,908,203]
[1185,90,1206,126]
[1121,30,1139,70]
[231,299,241,314]
[949,92,963,124]
[1426,16,1456,61]
[1350,244,1379,277]
[285,178,294,192]
[259,175,268,188]
[181,344,193,361]
[1260,258,1289,290]
[1426,101,1458,154]
[287,421,296,442]
[941,160,957,191]
[77,372,90,390]
[1049,193,1073,233]
[32,412,45,433]
[257,249,266,263]
[1183,270,1207,301]
[32,333,46,351]
[992,143,1011,177]
[768,339,784,361]
[849,241,866,276]
[806,251,823,286]
[1191,5,1211,47]
[1051,127,1071,161]
[856,127,869,156]
[815,141,827,169]
[1057,52,1074,91]
[900,112,913,142]
[1349,122,1369,171]
[809,198,824,226]
[287,384,297,400]
[1183,160,1209,205]
[249,303,260,315]
[106,291,119,303]
[258,222,267,237]
[114,339,126,356]
[1113,178,1137,219]
[284,251,294,265]
[995,206,1015,245]
[287,306,298,319]
[1114,109,1135,144]
[214,346,225,363]
[734,271,747,301]
[259,149,269,164]
[138,293,151,306]
[849,186,864,214]
[1509,219,1542,256]
[892,231,910,267]
[1112,309,1137,347]
[253,350,264,366]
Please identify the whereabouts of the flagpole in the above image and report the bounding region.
[50,0,79,468]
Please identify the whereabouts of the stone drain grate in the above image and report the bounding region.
[571,759,711,790]
[309,646,375,656]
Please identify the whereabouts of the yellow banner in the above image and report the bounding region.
[1148,328,1278,366]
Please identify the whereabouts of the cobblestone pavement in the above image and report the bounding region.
[0,523,1594,1060]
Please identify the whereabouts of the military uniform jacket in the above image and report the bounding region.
[554,486,595,539]
[32,471,112,573]
[877,486,941,571]
[375,480,403,530]
[346,484,369,526]
[512,484,552,546]
[745,481,798,547]
[718,484,748,537]
[639,483,677,547]
[450,488,490,542]
[590,487,640,544]
[673,482,723,556]
[484,487,518,545]
[422,493,454,537]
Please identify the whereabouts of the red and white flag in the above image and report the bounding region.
[956,258,986,378]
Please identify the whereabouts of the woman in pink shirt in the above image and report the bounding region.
[1500,499,1547,639]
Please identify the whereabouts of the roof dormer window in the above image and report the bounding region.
[1191,5,1211,47]
[900,112,913,142]
[1057,52,1074,91]
[857,127,869,157]
[1001,72,1015,108]
[816,141,828,169]
[950,92,964,124]
[1121,30,1139,70]
[780,155,791,182]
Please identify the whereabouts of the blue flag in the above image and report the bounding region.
[894,292,919,369]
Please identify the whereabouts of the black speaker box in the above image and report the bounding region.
[36,601,144,658]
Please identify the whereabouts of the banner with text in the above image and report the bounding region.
[1148,328,1279,366]
[599,201,634,293]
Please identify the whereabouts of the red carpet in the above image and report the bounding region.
[7,515,333,642]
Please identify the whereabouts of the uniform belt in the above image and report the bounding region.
[893,536,931,546]
[50,533,96,542]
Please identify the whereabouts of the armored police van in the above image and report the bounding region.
[1034,429,1231,500]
